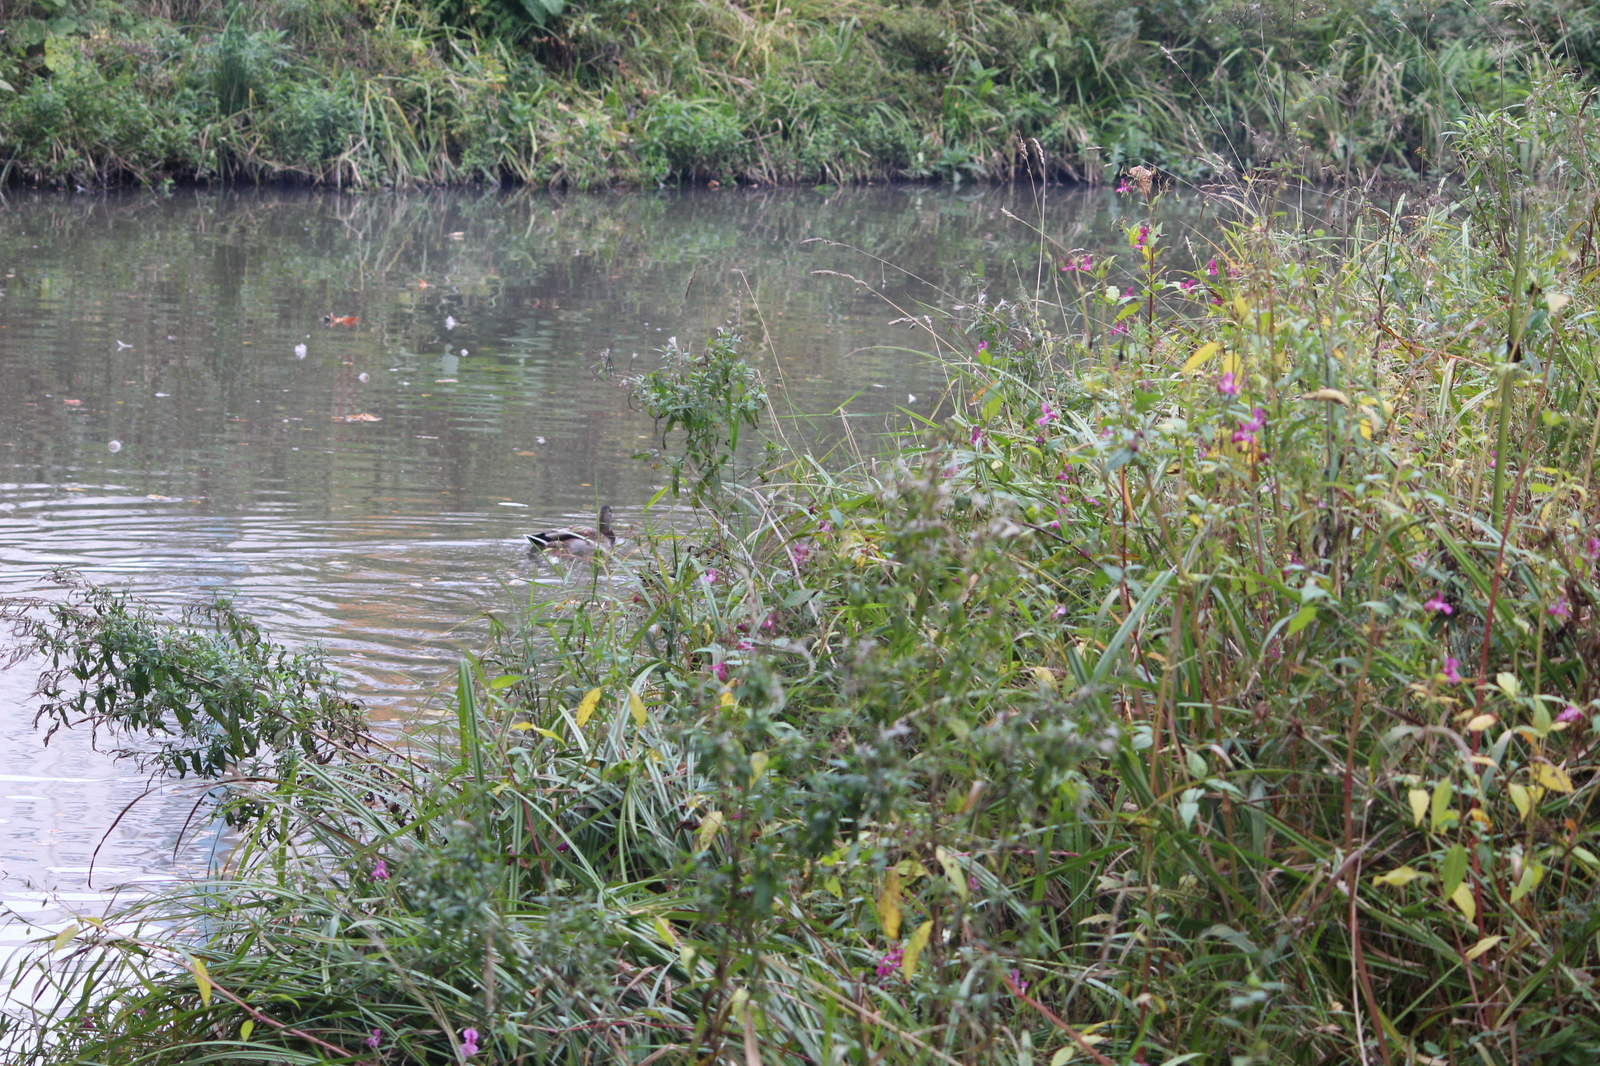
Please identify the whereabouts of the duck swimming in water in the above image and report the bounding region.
[526,505,615,554]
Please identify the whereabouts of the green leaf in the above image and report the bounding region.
[1440,843,1468,900]
[1286,604,1318,637]
[1430,779,1457,832]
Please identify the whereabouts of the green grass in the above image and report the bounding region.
[5,60,1600,1066]
[0,0,1594,188]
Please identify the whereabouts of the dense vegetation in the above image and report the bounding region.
[0,0,1597,188]
[3,61,1598,1065]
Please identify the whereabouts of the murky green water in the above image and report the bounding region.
[0,182,1262,913]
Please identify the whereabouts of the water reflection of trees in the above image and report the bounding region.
[0,186,1229,514]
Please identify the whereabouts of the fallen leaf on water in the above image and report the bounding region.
[336,413,382,422]
[62,398,81,405]
[322,314,359,326]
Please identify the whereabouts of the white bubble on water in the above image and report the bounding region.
[294,343,307,359]
[460,349,468,357]
[107,440,122,453]
[445,316,457,330]
[358,372,370,382]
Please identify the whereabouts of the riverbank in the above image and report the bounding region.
[1,0,1593,189]
[5,68,1599,1065]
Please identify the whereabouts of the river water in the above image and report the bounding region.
[0,182,1255,962]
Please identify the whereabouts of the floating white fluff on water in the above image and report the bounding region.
[294,343,307,359]
[107,440,121,453]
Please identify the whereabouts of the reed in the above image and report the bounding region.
[0,0,1585,189]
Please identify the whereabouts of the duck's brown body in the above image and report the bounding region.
[526,505,615,553]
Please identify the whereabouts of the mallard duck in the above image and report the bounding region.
[526,505,615,554]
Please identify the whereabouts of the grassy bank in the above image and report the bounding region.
[5,67,1600,1066]
[0,0,1596,188]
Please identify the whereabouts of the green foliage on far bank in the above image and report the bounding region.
[0,0,1596,188]
[6,70,1600,1065]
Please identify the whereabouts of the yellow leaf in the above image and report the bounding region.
[748,751,770,787]
[1220,350,1241,377]
[529,726,563,742]
[654,916,678,946]
[1050,1050,1075,1066]
[51,924,79,954]
[1545,291,1571,313]
[878,869,903,939]
[191,956,212,1008]
[696,810,724,852]
[1532,763,1574,793]
[239,1019,254,1042]
[1465,935,1503,961]
[936,845,969,901]
[510,721,534,731]
[1507,782,1533,820]
[1408,788,1429,827]
[629,690,648,727]
[719,687,737,709]
[1372,865,1423,888]
[1449,883,1476,921]
[1301,388,1351,405]
[1182,341,1220,372]
[575,688,601,729]
[1358,417,1373,440]
[1030,665,1058,688]
[1465,713,1497,733]
[901,920,934,980]
[824,875,842,898]
[1232,294,1250,320]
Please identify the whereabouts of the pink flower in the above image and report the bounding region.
[1557,705,1586,725]
[1423,593,1453,615]
[1110,322,1129,336]
[1131,225,1149,249]
[1242,407,1266,433]
[1231,428,1255,446]
[1549,596,1571,621]
[1051,604,1067,619]
[460,1027,480,1058]
[1008,968,1029,993]
[976,341,988,356]
[1180,277,1197,293]
[1126,286,1137,297]
[1443,657,1463,684]
[970,425,984,444]
[735,639,753,651]
[1587,536,1600,560]
[1206,258,1218,276]
[1217,371,1239,396]
[875,947,905,981]
[1081,253,1093,270]
[366,1030,383,1049]
[1116,179,1131,193]
[1036,401,1058,426]
[711,662,728,683]
[371,858,389,881]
